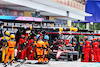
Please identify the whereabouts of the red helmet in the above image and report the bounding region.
[21,34,25,38]
[34,36,37,40]
[69,44,72,46]
[97,37,100,39]
[97,37,100,41]
[83,36,87,40]
[60,40,63,43]
[65,39,69,45]
[84,36,87,39]
[93,38,96,41]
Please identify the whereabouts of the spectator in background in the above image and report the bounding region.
[77,0,81,3]
[74,0,87,5]
[81,0,87,4]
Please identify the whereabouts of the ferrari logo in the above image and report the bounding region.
[95,45,97,47]
[88,44,90,46]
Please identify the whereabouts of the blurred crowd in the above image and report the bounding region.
[74,0,87,4]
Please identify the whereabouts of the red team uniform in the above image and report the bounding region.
[84,40,92,62]
[92,41,100,62]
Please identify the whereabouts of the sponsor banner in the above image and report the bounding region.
[0,16,43,22]
[49,0,85,11]
[34,18,42,22]
[0,8,24,16]
[15,17,34,21]
[13,10,18,16]
[19,11,24,16]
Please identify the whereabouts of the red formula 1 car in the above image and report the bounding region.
[52,43,79,61]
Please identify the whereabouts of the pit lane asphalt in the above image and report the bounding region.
[0,59,98,67]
